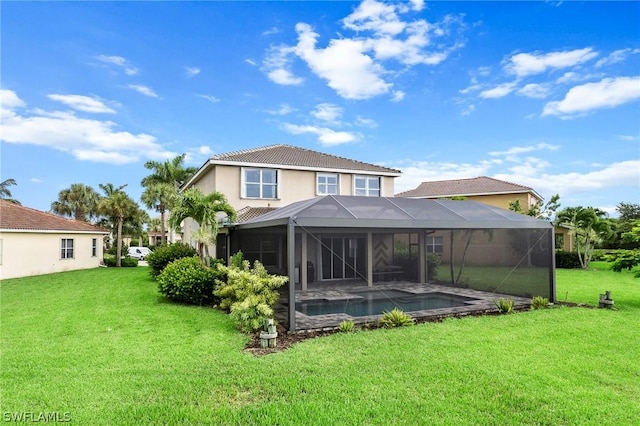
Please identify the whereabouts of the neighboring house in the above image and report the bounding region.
[0,200,109,279]
[180,144,401,244]
[396,176,573,251]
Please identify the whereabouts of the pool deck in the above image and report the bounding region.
[277,280,532,331]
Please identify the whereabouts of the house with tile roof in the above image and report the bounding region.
[180,144,402,244]
[0,200,109,279]
[396,176,572,251]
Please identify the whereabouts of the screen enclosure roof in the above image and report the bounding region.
[231,195,553,230]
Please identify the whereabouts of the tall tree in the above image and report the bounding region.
[169,188,236,264]
[51,183,100,222]
[0,178,20,205]
[509,194,561,221]
[556,206,613,268]
[141,154,197,242]
[97,185,140,267]
[141,154,197,190]
[141,182,175,245]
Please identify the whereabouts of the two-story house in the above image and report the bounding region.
[180,144,402,242]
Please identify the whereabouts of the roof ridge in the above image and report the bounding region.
[211,144,286,159]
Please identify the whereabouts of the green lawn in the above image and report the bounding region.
[1,264,639,425]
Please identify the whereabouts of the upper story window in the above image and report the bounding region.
[317,173,339,195]
[61,238,74,259]
[243,168,278,199]
[354,175,380,197]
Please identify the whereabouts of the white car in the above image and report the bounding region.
[127,246,152,260]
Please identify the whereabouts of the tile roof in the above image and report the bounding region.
[210,144,401,174]
[395,176,538,198]
[0,200,109,233]
[235,206,278,223]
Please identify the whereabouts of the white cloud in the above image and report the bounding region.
[1,92,176,165]
[489,143,559,157]
[617,135,640,142]
[95,54,139,75]
[479,81,518,99]
[355,116,378,128]
[266,104,295,115]
[262,26,279,36]
[128,84,159,98]
[197,94,221,103]
[505,47,598,77]
[391,90,405,102]
[595,48,640,68]
[1,89,27,109]
[311,103,343,124]
[262,1,465,100]
[542,76,640,117]
[245,59,257,66]
[185,66,201,78]
[263,45,304,85]
[282,123,361,146]
[30,178,43,183]
[517,83,551,99]
[48,94,116,114]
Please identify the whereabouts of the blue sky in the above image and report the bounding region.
[2,0,639,217]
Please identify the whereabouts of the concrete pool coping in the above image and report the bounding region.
[277,281,532,331]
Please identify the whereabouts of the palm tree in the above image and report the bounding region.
[141,154,197,190]
[556,206,612,268]
[97,185,140,267]
[141,154,197,242]
[51,183,100,222]
[141,182,175,245]
[169,188,236,264]
[0,178,20,205]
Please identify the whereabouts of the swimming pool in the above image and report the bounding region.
[296,290,479,317]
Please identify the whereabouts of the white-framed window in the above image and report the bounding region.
[243,168,278,199]
[61,238,74,259]
[317,173,339,195]
[92,238,98,257]
[354,175,381,197]
[426,236,443,254]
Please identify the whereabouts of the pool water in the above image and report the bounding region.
[296,290,478,317]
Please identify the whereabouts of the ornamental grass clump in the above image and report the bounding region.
[530,295,550,310]
[379,308,414,328]
[215,256,287,332]
[495,298,515,314]
[337,320,356,333]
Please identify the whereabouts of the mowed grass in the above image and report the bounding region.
[1,264,639,425]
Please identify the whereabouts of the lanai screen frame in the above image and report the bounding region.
[225,195,556,331]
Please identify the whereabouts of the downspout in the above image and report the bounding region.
[288,218,296,331]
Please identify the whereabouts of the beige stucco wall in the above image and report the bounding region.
[464,193,536,210]
[0,231,105,280]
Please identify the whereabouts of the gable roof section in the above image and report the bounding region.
[233,195,552,230]
[395,176,541,200]
[0,200,108,234]
[184,144,401,188]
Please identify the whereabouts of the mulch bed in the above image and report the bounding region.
[244,302,596,356]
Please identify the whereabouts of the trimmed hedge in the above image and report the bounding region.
[103,256,139,268]
[146,243,198,277]
[157,256,224,305]
[555,251,582,269]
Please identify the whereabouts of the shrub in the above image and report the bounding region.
[157,256,223,305]
[379,308,414,328]
[427,253,441,280]
[215,258,288,332]
[555,251,582,269]
[103,256,138,268]
[146,243,198,277]
[495,298,515,314]
[530,296,549,310]
[607,250,640,273]
[338,320,356,333]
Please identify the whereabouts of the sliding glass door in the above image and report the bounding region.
[321,236,366,280]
